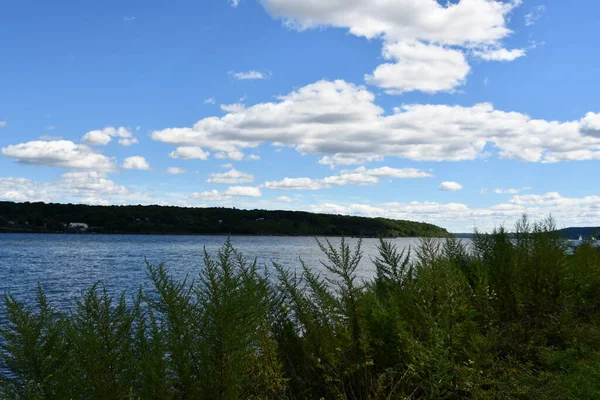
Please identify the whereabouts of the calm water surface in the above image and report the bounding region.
[0,234,430,311]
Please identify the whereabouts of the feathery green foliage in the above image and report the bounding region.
[2,216,600,399]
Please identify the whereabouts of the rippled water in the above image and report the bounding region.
[0,233,428,311]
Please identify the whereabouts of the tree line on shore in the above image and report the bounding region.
[0,201,450,237]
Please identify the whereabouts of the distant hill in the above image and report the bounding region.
[451,233,474,238]
[0,201,451,238]
[556,227,600,240]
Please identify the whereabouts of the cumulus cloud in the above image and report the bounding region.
[439,181,463,191]
[82,126,137,146]
[215,150,246,161]
[191,186,261,201]
[474,47,526,61]
[151,79,600,164]
[231,70,265,80]
[207,168,254,184]
[224,186,262,197]
[1,140,116,171]
[0,178,50,202]
[264,177,327,191]
[365,41,470,94]
[58,171,128,197]
[261,0,523,93]
[167,167,187,174]
[169,146,210,160]
[221,103,246,113]
[275,196,293,202]
[0,172,129,205]
[318,154,384,169]
[579,112,600,137]
[264,166,432,190]
[301,191,600,232]
[122,156,151,170]
[191,190,230,201]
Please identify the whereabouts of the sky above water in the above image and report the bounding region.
[1,0,599,232]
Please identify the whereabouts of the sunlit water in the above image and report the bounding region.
[0,234,439,312]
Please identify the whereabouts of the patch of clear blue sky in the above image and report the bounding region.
[0,0,599,211]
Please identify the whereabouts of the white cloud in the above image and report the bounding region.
[0,172,128,204]
[493,187,531,194]
[264,166,431,190]
[123,16,135,21]
[579,112,600,137]
[474,47,526,61]
[365,41,470,94]
[361,166,432,179]
[191,186,261,200]
[58,171,129,197]
[169,146,210,160]
[0,178,50,202]
[0,121,6,127]
[204,98,216,104]
[39,135,63,141]
[207,168,254,184]
[45,125,55,130]
[220,163,234,169]
[82,127,137,146]
[318,154,384,169]
[303,190,600,232]
[275,196,293,203]
[247,154,260,161]
[230,0,240,8]
[221,103,246,113]
[151,79,600,164]
[439,181,463,191]
[224,186,262,197]
[261,0,523,93]
[192,190,230,201]
[264,177,328,190]
[1,140,116,171]
[231,70,265,80]
[118,138,138,146]
[167,167,187,175]
[122,156,151,170]
[215,150,246,161]
[525,5,545,26]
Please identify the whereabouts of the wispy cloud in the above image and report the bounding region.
[525,5,545,26]
[122,16,136,22]
[230,70,267,80]
[204,98,216,104]
[0,121,6,128]
[230,0,241,8]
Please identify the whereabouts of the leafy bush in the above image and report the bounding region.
[2,217,600,399]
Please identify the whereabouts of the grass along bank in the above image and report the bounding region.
[2,216,600,399]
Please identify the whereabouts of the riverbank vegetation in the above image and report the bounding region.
[0,201,449,237]
[2,216,600,399]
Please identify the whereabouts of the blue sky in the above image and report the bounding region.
[1,0,599,232]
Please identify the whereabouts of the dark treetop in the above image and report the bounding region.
[0,201,450,238]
